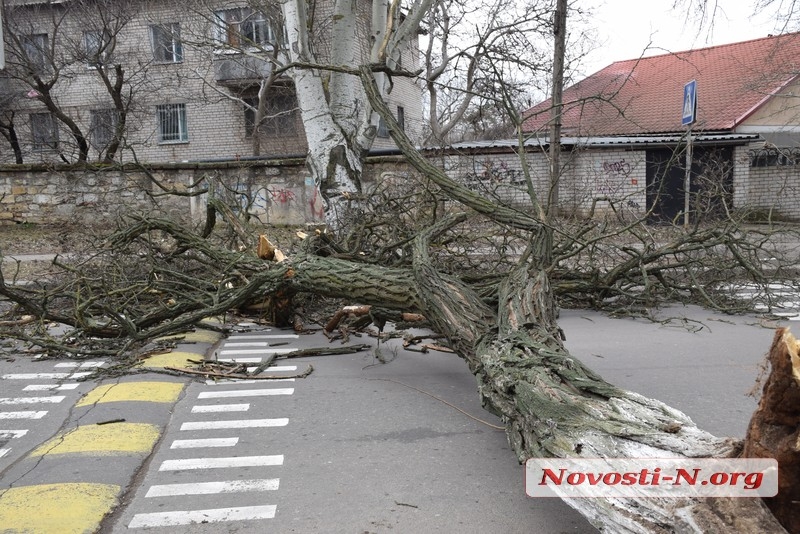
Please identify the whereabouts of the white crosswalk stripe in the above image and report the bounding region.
[128,505,277,528]
[125,328,301,530]
[170,437,239,449]
[198,388,294,399]
[0,396,65,404]
[145,478,280,497]
[180,418,289,430]
[159,455,284,471]
[0,361,101,465]
[191,403,250,413]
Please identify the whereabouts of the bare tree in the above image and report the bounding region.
[1,0,144,163]
[0,80,24,163]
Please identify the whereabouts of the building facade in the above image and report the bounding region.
[0,0,423,165]
[519,32,800,221]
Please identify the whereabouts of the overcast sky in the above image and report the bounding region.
[579,1,782,76]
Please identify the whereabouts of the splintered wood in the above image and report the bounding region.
[257,234,285,262]
[744,327,800,533]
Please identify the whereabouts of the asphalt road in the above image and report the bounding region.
[0,305,781,533]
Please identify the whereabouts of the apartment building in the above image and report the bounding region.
[0,0,423,165]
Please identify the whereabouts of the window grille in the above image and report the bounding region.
[156,103,188,143]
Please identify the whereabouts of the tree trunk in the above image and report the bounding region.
[281,0,368,230]
[744,328,800,533]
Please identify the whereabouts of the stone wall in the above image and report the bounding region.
[0,159,322,226]
[1,145,797,228]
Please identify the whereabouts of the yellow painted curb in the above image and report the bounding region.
[76,381,184,407]
[138,350,204,369]
[0,482,120,533]
[30,422,160,456]
[157,329,222,344]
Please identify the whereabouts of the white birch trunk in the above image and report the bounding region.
[280,0,368,230]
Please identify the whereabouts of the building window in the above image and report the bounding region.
[243,90,298,137]
[214,8,275,48]
[84,30,112,67]
[21,34,49,75]
[90,109,119,149]
[376,107,404,138]
[30,112,58,151]
[150,23,183,63]
[377,117,389,138]
[156,103,188,143]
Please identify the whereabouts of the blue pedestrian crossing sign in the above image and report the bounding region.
[682,80,697,126]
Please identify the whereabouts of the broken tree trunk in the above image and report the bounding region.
[2,211,788,530]
[400,214,785,533]
[744,328,800,533]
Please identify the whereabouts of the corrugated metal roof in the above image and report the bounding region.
[441,133,761,151]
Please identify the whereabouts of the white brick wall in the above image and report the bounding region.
[1,0,423,165]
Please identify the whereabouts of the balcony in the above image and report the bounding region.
[213,54,273,86]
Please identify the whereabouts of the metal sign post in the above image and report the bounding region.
[682,80,697,227]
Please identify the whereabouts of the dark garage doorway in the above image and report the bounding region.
[646,146,734,223]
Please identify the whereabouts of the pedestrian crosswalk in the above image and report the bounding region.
[728,282,800,319]
[0,361,103,467]
[125,328,298,530]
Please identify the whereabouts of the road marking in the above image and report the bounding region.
[23,383,80,391]
[204,378,295,385]
[248,365,297,373]
[1,372,92,379]
[0,430,29,438]
[224,342,270,347]
[0,483,120,533]
[228,334,298,340]
[0,396,65,404]
[159,454,284,471]
[145,478,280,497]
[198,388,294,399]
[170,437,239,449]
[158,330,223,344]
[31,423,160,456]
[0,448,9,458]
[218,348,297,355]
[54,361,105,368]
[191,403,250,413]
[180,418,289,430]
[139,351,204,369]
[128,505,277,528]
[0,411,47,419]
[76,381,184,406]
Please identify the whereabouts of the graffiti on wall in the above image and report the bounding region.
[602,159,632,177]
[268,187,296,204]
[305,176,325,221]
[595,158,632,197]
[463,159,527,196]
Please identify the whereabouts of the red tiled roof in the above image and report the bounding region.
[523,32,800,136]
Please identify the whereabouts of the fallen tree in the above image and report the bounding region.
[0,71,798,532]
